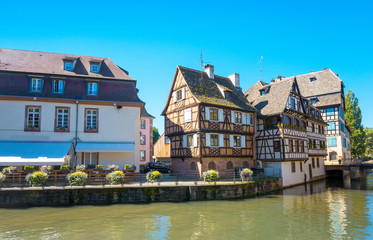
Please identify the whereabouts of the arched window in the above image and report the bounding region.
[190,162,196,171]
[226,161,233,169]
[292,118,299,127]
[208,161,216,170]
[283,116,290,125]
[243,161,249,168]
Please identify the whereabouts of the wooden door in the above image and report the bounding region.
[308,164,313,180]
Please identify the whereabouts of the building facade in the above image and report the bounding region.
[140,107,155,169]
[162,65,257,177]
[153,133,171,164]
[245,77,327,187]
[0,48,144,170]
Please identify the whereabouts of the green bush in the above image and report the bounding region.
[67,171,88,186]
[146,170,162,183]
[24,166,35,171]
[0,173,6,183]
[25,171,48,187]
[60,165,70,170]
[2,166,16,174]
[106,171,125,184]
[202,170,219,183]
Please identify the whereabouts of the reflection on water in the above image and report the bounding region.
[1,175,373,239]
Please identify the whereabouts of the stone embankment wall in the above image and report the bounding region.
[0,178,282,208]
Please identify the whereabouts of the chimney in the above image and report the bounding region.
[205,64,214,79]
[271,78,275,83]
[228,73,240,88]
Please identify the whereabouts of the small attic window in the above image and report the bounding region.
[63,60,74,71]
[224,92,230,98]
[90,62,101,73]
[260,87,270,95]
[310,77,317,82]
[311,98,317,104]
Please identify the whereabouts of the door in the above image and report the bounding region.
[308,164,313,180]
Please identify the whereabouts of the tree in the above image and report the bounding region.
[365,127,373,158]
[345,90,366,158]
[153,127,160,144]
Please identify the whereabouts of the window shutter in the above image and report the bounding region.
[193,134,198,147]
[231,111,235,123]
[184,108,192,123]
[218,109,224,121]
[242,113,247,125]
[173,92,177,103]
[206,133,211,147]
[241,135,246,148]
[219,134,224,147]
[182,88,186,99]
[230,135,234,147]
[205,107,210,120]
[183,135,187,148]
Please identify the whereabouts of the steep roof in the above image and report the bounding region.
[244,80,268,103]
[0,48,134,80]
[312,93,342,108]
[250,78,295,117]
[141,106,155,119]
[177,66,256,112]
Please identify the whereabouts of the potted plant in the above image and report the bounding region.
[124,164,132,169]
[76,165,86,171]
[23,166,35,171]
[25,171,48,187]
[202,170,219,183]
[2,166,17,174]
[240,168,253,182]
[108,165,119,171]
[95,164,103,170]
[57,126,67,132]
[60,165,71,171]
[0,172,6,183]
[106,170,125,184]
[40,165,53,173]
[67,171,88,186]
[146,170,162,183]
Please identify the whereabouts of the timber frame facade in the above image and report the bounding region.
[162,65,257,176]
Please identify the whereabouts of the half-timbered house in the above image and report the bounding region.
[162,65,257,177]
[245,77,327,187]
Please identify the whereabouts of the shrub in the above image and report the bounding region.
[24,166,36,171]
[67,171,88,186]
[76,165,86,171]
[108,165,119,171]
[0,173,6,183]
[25,171,48,187]
[202,170,219,183]
[40,165,52,173]
[240,168,253,182]
[60,165,71,170]
[2,166,16,174]
[106,171,125,184]
[146,170,162,183]
[124,164,132,169]
[95,165,103,169]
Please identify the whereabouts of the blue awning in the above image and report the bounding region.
[76,142,134,153]
[0,141,72,166]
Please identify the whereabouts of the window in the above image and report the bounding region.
[342,136,347,148]
[289,139,293,152]
[312,158,315,169]
[85,109,98,132]
[243,161,249,168]
[210,134,219,146]
[87,82,98,96]
[300,162,303,172]
[301,141,305,153]
[311,99,316,105]
[327,122,336,130]
[55,107,69,132]
[340,121,345,133]
[274,141,281,152]
[291,98,296,109]
[187,135,193,147]
[226,161,233,169]
[295,140,299,153]
[176,89,183,101]
[52,79,64,94]
[210,108,218,121]
[184,108,192,123]
[234,112,242,124]
[283,116,290,125]
[141,119,146,129]
[317,158,320,168]
[165,137,170,144]
[339,108,345,120]
[140,151,146,161]
[208,161,216,170]
[63,60,74,71]
[326,108,334,116]
[224,92,230,98]
[310,77,317,82]
[312,123,315,132]
[90,62,100,73]
[292,118,299,127]
[190,162,197,170]
[83,152,98,167]
[330,152,337,160]
[25,106,41,131]
[291,162,296,173]
[233,136,241,147]
[260,90,266,95]
[140,135,146,145]
[30,78,43,92]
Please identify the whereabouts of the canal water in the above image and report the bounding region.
[1,175,373,240]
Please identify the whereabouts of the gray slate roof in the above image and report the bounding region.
[312,93,342,108]
[141,106,155,119]
[178,66,256,112]
[0,48,134,80]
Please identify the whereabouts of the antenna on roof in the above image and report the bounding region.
[258,56,264,81]
[194,49,207,80]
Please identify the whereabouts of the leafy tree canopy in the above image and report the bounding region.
[153,127,160,144]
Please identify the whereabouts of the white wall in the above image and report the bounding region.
[281,161,305,187]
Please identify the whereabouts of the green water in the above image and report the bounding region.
[1,176,373,240]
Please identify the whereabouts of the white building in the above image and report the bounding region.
[0,48,144,170]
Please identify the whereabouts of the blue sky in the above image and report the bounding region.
[1,0,372,133]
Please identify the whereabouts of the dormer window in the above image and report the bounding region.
[260,87,270,95]
[30,78,43,92]
[224,92,230,98]
[90,62,101,73]
[310,77,317,82]
[311,98,316,104]
[63,60,74,71]
[53,79,64,94]
[87,82,98,96]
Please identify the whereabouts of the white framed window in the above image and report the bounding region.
[87,82,98,96]
[56,108,69,131]
[165,137,170,144]
[140,135,146,145]
[141,119,146,129]
[184,108,192,123]
[83,152,98,166]
[53,79,64,94]
[174,88,185,102]
[233,136,241,147]
[25,106,41,130]
[30,78,43,92]
[140,151,146,161]
[63,60,74,71]
[85,109,98,132]
[234,112,242,123]
[90,62,100,73]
